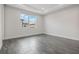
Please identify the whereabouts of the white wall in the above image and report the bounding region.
[4,6,44,39]
[0,4,4,49]
[4,5,79,40]
[44,6,79,40]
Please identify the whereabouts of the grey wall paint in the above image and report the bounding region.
[4,6,44,39]
[0,4,4,49]
[44,6,79,40]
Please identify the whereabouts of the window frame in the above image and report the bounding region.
[20,13,38,27]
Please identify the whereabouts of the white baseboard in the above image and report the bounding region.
[45,33,79,41]
[4,32,79,41]
[4,33,44,40]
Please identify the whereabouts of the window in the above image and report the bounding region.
[20,14,29,23]
[20,14,37,27]
[29,16,37,25]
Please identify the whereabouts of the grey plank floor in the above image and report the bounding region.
[0,34,79,54]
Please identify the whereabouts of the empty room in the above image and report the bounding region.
[0,4,79,54]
